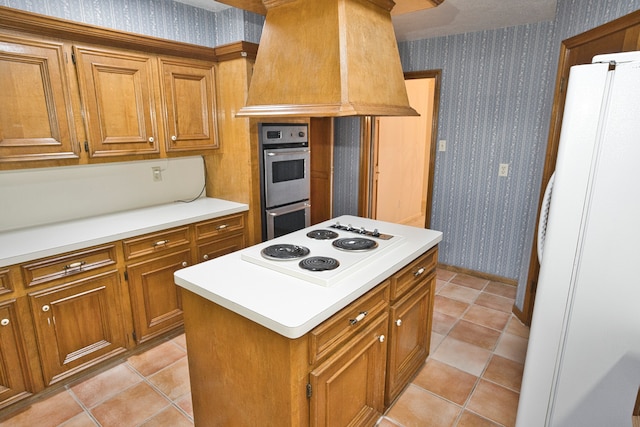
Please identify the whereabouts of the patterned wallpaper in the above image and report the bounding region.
[2,0,639,309]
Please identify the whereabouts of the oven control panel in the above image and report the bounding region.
[329,222,394,240]
[260,123,308,147]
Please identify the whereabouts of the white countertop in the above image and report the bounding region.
[0,197,248,268]
[174,215,442,339]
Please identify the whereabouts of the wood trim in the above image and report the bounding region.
[520,8,640,326]
[0,5,218,61]
[214,41,259,62]
[358,116,375,217]
[404,70,441,228]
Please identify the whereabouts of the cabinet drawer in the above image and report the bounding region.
[21,245,117,288]
[309,281,389,365]
[0,268,15,297]
[123,227,190,261]
[194,214,244,241]
[390,246,437,301]
[197,233,245,262]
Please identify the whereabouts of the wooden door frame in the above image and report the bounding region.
[516,9,640,325]
[358,70,442,228]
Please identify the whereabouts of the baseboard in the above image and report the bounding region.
[437,263,517,286]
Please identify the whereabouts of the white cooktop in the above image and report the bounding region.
[240,221,404,286]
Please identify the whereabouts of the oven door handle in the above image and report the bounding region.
[266,149,310,156]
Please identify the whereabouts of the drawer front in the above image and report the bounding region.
[123,227,190,261]
[0,268,15,296]
[197,233,246,262]
[309,281,389,365]
[22,245,118,288]
[194,213,244,241]
[390,246,437,301]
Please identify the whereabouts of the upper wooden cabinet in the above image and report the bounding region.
[159,57,219,152]
[73,46,160,157]
[74,46,220,157]
[0,34,79,163]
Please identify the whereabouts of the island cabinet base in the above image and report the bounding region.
[181,245,438,427]
[182,290,310,427]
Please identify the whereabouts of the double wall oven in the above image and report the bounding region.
[259,123,310,240]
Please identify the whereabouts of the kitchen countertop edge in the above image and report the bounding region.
[0,197,249,268]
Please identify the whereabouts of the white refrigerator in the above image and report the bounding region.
[516,51,640,426]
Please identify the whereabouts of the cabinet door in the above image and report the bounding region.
[0,300,35,409]
[73,46,159,157]
[310,313,388,427]
[126,250,189,344]
[197,233,245,263]
[29,270,127,386]
[159,57,219,152]
[385,273,435,406]
[0,34,78,162]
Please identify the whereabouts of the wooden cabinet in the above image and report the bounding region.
[0,298,36,409]
[0,34,79,163]
[183,245,437,426]
[28,269,127,386]
[385,246,437,405]
[123,228,191,344]
[308,283,390,427]
[74,46,220,158]
[73,46,160,157]
[194,213,246,262]
[159,57,219,152]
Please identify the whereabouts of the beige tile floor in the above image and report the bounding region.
[0,268,529,427]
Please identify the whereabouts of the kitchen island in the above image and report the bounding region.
[175,216,442,426]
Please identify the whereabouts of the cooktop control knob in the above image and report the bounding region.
[372,229,380,237]
[359,227,366,234]
[298,131,305,137]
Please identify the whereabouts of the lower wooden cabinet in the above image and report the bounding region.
[385,272,435,405]
[0,299,36,409]
[28,270,128,386]
[126,250,190,344]
[309,313,388,427]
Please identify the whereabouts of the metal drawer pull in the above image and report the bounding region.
[42,305,50,312]
[395,319,402,327]
[349,311,368,325]
[1,318,9,326]
[64,261,86,270]
[413,267,425,277]
[153,239,169,247]
[216,224,228,230]
[378,335,386,343]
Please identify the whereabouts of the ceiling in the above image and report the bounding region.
[173,0,557,42]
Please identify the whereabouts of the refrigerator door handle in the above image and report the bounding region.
[537,172,555,263]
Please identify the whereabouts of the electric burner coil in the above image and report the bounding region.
[332,237,378,252]
[261,244,310,260]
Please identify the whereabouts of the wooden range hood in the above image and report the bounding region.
[219,0,442,117]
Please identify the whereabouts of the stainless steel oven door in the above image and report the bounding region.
[266,201,311,240]
[264,147,310,208]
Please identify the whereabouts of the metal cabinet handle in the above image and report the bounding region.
[42,305,50,312]
[413,267,425,277]
[216,224,228,230]
[349,311,368,325]
[148,137,155,143]
[181,261,188,267]
[0,318,9,326]
[64,261,86,271]
[203,254,209,260]
[378,335,386,343]
[395,319,402,327]
[153,239,169,247]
